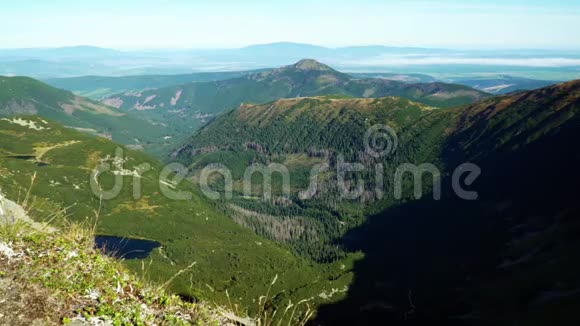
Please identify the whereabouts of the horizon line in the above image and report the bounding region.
[1,42,580,52]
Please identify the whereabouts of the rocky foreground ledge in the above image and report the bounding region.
[0,193,233,326]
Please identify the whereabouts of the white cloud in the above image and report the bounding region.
[346,56,580,67]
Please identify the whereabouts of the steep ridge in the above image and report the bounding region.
[450,79,580,159]
[175,95,445,162]
[316,80,580,324]
[174,80,580,324]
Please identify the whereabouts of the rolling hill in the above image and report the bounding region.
[0,76,185,156]
[353,72,560,94]
[453,75,560,94]
[174,80,580,324]
[350,72,438,83]
[44,70,264,99]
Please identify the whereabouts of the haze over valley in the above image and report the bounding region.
[1,1,580,325]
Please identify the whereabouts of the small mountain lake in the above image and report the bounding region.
[5,155,50,167]
[7,155,36,160]
[94,235,161,259]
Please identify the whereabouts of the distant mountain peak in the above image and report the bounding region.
[290,59,333,71]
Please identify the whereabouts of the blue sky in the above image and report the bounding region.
[1,0,579,49]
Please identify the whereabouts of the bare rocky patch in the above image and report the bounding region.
[170,90,183,106]
[1,100,37,115]
[101,97,123,109]
[61,97,124,116]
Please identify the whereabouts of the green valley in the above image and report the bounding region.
[2,72,579,324]
[2,2,580,324]
[0,116,358,320]
[173,80,580,324]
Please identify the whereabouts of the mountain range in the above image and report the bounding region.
[3,43,580,80]
[16,59,475,159]
[173,79,580,324]
[46,69,560,103]
[1,56,580,324]
[1,60,489,160]
[104,59,488,112]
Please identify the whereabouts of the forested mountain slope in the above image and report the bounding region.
[0,116,351,319]
[175,80,580,324]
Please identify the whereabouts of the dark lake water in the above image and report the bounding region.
[6,155,49,167]
[8,155,36,160]
[94,235,161,259]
